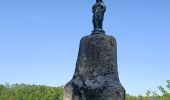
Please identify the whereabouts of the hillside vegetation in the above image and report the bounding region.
[0,83,63,100]
[0,80,169,100]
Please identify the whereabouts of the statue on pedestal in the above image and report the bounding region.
[63,0,125,100]
[92,0,106,34]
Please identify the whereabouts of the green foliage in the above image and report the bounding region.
[166,80,170,90]
[126,80,170,100]
[157,80,170,100]
[0,80,170,100]
[0,83,63,100]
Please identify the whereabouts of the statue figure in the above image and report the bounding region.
[92,0,106,34]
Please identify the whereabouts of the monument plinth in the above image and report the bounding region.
[64,34,125,100]
[64,0,125,99]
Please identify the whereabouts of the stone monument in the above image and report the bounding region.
[64,0,125,100]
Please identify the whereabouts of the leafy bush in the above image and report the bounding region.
[0,83,63,100]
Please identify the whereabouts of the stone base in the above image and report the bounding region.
[64,34,125,100]
[92,29,105,34]
[64,78,125,100]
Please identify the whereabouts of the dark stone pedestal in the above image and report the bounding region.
[64,34,125,100]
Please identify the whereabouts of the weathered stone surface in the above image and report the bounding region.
[64,34,125,100]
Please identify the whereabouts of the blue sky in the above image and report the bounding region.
[0,0,170,96]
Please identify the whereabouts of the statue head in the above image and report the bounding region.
[96,0,102,3]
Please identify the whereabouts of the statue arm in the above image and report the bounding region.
[101,2,106,12]
[92,2,106,13]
